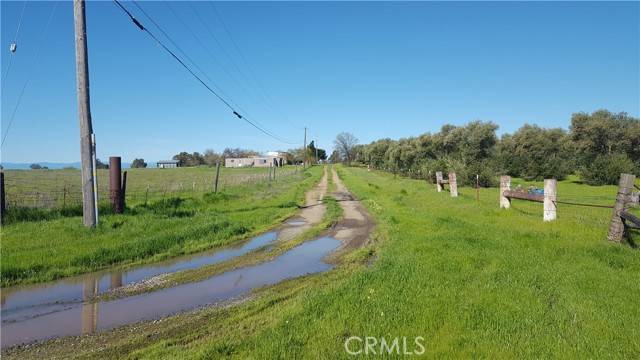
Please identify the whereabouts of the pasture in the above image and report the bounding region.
[12,166,639,358]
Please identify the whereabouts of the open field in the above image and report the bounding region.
[0,166,322,287]
[2,165,300,210]
[7,166,639,358]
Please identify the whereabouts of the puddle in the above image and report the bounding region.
[1,236,341,348]
[1,231,279,325]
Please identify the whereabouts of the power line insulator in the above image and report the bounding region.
[10,43,17,53]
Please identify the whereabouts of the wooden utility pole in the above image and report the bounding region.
[303,127,307,168]
[74,0,97,227]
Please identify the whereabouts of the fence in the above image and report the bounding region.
[431,170,639,245]
[0,166,301,211]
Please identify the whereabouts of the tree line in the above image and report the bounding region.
[345,110,639,186]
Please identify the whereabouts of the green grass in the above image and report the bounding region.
[0,166,322,287]
[2,166,299,210]
[5,166,640,359]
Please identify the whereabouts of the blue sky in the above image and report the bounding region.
[1,1,638,163]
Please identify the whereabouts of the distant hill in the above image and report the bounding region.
[1,162,136,170]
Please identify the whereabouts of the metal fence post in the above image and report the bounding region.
[109,157,123,214]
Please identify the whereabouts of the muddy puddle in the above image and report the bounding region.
[1,229,288,327]
[1,236,340,348]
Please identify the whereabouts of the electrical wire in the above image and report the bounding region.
[2,1,58,148]
[112,0,296,144]
[158,1,288,143]
[208,1,302,130]
[2,1,28,92]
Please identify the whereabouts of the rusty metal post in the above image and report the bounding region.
[109,157,123,214]
[0,171,5,223]
[608,173,636,243]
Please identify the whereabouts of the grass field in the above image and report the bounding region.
[19,165,640,359]
[2,166,300,210]
[1,166,322,287]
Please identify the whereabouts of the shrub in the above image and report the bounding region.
[580,153,637,185]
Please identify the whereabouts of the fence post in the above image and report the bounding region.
[607,173,636,243]
[63,184,67,209]
[500,175,511,209]
[109,157,124,214]
[121,170,127,211]
[145,185,149,205]
[273,165,276,181]
[0,171,5,223]
[543,179,557,222]
[214,161,221,193]
[476,174,480,203]
[449,172,458,197]
[436,172,443,192]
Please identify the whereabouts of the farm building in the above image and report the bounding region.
[225,155,284,168]
[156,160,180,169]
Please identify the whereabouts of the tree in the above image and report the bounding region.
[131,158,147,168]
[497,125,572,180]
[333,132,359,164]
[203,149,222,166]
[30,163,43,170]
[222,148,259,159]
[95,159,108,169]
[172,152,205,167]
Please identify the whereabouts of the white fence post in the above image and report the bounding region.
[500,175,511,209]
[436,172,443,192]
[543,179,557,221]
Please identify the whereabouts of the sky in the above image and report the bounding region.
[1,1,638,163]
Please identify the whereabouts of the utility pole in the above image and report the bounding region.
[303,127,307,169]
[74,0,97,227]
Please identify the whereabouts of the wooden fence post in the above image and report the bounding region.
[0,171,5,223]
[214,161,221,193]
[449,172,458,197]
[436,172,443,192]
[500,175,511,209]
[607,173,636,243]
[121,170,127,211]
[543,179,557,222]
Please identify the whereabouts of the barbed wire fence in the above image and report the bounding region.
[2,167,301,210]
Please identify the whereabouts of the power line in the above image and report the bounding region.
[112,0,295,145]
[2,1,28,92]
[159,1,284,141]
[2,1,58,148]
[208,1,302,130]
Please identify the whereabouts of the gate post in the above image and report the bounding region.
[436,172,443,192]
[543,179,557,221]
[607,173,636,243]
[500,175,511,209]
[449,172,458,197]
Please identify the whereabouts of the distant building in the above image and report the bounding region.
[156,160,180,169]
[225,155,284,168]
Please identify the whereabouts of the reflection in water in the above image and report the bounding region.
[1,237,340,348]
[82,278,98,335]
[1,232,278,326]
